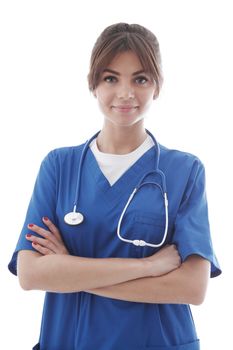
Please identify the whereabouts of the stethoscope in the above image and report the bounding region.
[64,130,169,248]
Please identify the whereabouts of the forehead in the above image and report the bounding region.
[106,51,144,72]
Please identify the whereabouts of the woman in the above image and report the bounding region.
[9,23,221,350]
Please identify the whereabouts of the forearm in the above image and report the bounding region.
[87,273,186,304]
[86,256,210,305]
[18,252,148,293]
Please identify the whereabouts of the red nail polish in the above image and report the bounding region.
[43,217,49,221]
[26,234,32,238]
[28,224,34,228]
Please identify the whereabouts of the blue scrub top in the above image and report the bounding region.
[8,136,221,350]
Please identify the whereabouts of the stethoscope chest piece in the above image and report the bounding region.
[64,211,84,225]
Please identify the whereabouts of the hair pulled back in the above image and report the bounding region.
[88,23,163,95]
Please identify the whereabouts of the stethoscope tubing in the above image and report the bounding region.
[64,129,169,248]
[73,129,163,209]
[117,185,168,248]
[73,131,100,207]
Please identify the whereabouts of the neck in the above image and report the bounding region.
[96,123,147,154]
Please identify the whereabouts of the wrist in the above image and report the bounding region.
[140,257,153,278]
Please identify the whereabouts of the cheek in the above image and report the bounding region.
[138,91,155,108]
[96,91,112,108]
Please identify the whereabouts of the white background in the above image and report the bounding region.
[0,0,232,348]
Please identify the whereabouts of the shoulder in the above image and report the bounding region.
[159,144,205,183]
[159,143,204,169]
[37,144,85,177]
[42,143,85,165]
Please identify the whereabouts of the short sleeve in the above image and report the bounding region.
[8,151,57,276]
[172,160,221,278]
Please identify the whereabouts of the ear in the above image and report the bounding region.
[153,86,159,100]
[153,92,158,100]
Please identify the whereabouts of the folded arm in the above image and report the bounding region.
[86,255,210,305]
[17,220,181,293]
[18,218,209,305]
[18,250,151,293]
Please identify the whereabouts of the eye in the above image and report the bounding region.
[135,76,149,85]
[103,75,117,83]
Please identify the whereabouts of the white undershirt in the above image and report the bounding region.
[89,135,154,186]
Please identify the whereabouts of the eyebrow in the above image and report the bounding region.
[102,69,146,76]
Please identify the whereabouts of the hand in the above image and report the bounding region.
[25,217,69,255]
[144,244,181,277]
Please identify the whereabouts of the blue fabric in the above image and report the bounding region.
[8,138,221,350]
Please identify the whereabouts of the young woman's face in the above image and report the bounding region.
[94,51,157,128]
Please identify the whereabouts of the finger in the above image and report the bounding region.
[42,218,69,254]
[27,223,59,246]
[26,234,58,253]
[42,217,63,241]
[32,242,54,255]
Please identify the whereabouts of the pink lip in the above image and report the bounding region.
[113,105,138,112]
[114,105,137,108]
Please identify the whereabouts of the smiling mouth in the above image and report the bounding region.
[112,106,138,112]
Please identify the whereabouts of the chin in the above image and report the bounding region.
[112,118,145,129]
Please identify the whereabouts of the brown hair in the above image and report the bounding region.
[88,23,163,96]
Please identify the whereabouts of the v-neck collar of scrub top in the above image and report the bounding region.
[86,145,156,205]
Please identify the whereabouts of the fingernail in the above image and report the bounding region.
[28,224,34,228]
[33,242,37,245]
[43,217,49,221]
[26,234,32,238]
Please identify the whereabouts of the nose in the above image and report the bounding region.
[116,83,135,100]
